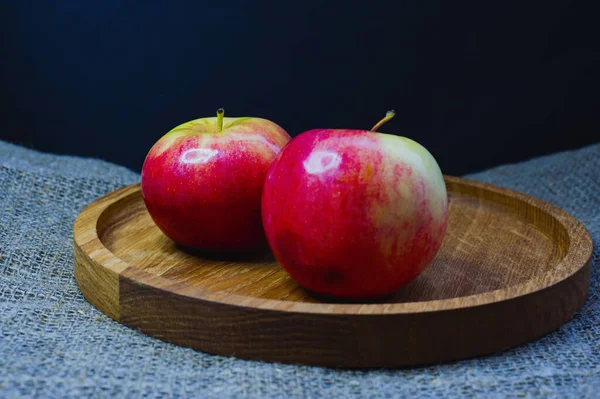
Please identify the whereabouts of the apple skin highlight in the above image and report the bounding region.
[142,116,290,252]
[262,128,448,299]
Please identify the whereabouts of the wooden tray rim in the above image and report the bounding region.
[74,176,593,316]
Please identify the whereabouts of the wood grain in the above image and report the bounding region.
[73,176,593,367]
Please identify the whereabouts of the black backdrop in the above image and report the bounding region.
[2,1,598,175]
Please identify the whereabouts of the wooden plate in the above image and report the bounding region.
[74,177,592,368]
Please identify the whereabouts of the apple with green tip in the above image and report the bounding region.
[142,109,291,252]
[262,111,448,299]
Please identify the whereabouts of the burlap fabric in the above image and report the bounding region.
[0,140,598,398]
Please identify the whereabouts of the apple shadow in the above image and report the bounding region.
[304,289,397,304]
[174,243,276,264]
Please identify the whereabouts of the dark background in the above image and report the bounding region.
[1,1,598,175]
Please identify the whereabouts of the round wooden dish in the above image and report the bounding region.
[74,176,592,368]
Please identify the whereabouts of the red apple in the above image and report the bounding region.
[142,109,291,252]
[262,111,448,299]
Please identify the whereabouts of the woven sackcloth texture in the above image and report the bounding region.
[0,139,598,398]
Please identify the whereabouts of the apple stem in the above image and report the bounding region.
[216,108,225,132]
[371,110,396,132]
